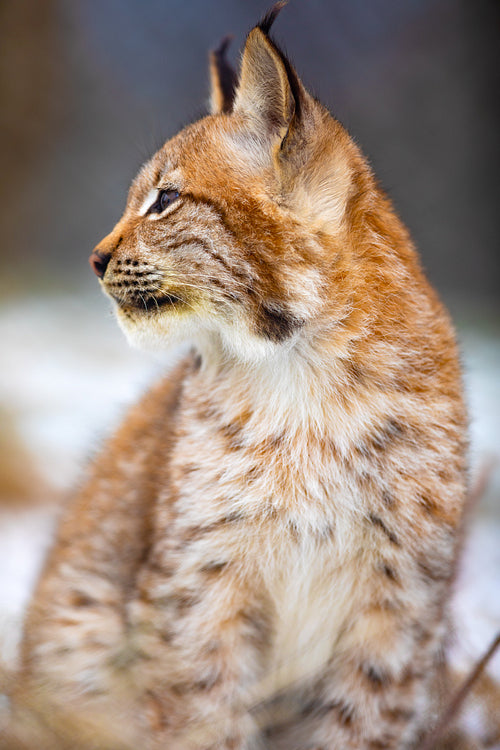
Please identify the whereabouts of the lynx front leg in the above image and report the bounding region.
[304,657,431,750]
[301,597,445,750]
[127,545,269,750]
[17,365,191,743]
[17,465,158,746]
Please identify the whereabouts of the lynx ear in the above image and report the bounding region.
[209,36,238,115]
[233,8,301,144]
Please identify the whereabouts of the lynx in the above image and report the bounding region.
[19,5,469,749]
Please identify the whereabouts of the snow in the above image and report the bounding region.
[0,506,56,669]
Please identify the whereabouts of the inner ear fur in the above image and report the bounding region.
[233,27,298,141]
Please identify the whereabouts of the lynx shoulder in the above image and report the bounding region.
[19,5,468,749]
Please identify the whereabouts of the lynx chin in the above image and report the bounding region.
[20,5,468,749]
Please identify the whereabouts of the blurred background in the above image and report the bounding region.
[1,0,499,302]
[0,0,499,735]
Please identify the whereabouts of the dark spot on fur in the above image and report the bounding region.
[382,490,396,509]
[181,462,200,475]
[240,608,270,648]
[269,431,285,447]
[323,438,341,460]
[257,303,304,342]
[367,598,399,614]
[263,721,293,739]
[180,511,247,544]
[417,494,439,516]
[438,467,453,483]
[300,697,322,718]
[320,700,355,727]
[70,591,97,607]
[381,705,415,723]
[399,665,425,689]
[412,622,433,644]
[200,560,229,575]
[223,735,242,750]
[204,640,221,655]
[149,589,200,614]
[159,630,174,644]
[345,359,368,387]
[171,671,221,695]
[175,591,200,615]
[380,562,399,583]
[219,421,244,450]
[317,524,335,541]
[116,235,123,249]
[356,419,406,458]
[417,556,450,583]
[287,518,302,541]
[244,464,262,483]
[368,514,400,546]
[361,663,392,690]
[368,740,393,750]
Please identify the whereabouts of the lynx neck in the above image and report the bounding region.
[192,333,363,448]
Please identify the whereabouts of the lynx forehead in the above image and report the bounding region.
[20,4,469,749]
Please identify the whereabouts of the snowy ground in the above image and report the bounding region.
[0,292,499,729]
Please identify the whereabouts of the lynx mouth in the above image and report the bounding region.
[141,293,183,311]
[111,291,184,313]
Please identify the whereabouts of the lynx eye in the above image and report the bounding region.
[148,189,180,214]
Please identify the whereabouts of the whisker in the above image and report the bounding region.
[113,263,265,308]
[159,235,258,297]
[141,283,200,316]
[150,292,161,314]
[146,279,235,308]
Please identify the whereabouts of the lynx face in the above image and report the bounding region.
[90,20,356,360]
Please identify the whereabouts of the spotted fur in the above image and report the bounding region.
[20,7,468,749]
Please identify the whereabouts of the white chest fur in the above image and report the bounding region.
[258,531,362,702]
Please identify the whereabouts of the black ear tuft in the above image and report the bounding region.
[209,35,238,114]
[258,1,288,36]
[255,2,301,123]
[214,34,233,60]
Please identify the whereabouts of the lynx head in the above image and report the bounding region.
[90,3,370,362]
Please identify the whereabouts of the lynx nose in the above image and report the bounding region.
[89,250,111,279]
